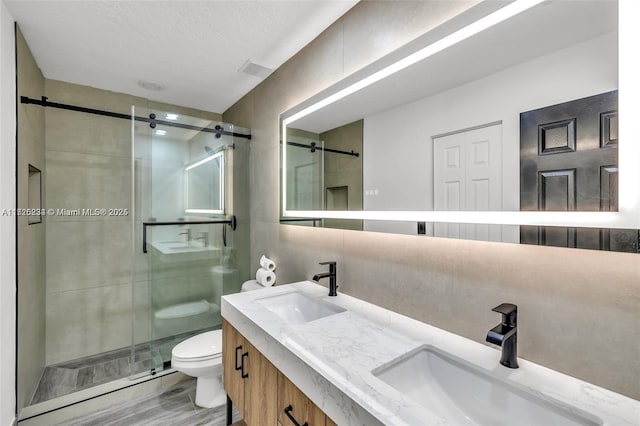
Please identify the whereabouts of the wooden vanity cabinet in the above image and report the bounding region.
[224,320,337,426]
[222,319,277,426]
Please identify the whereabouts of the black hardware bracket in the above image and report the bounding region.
[20,96,252,139]
[282,140,359,158]
[234,345,243,371]
[284,405,308,426]
[240,352,249,379]
[226,395,233,426]
[142,217,236,253]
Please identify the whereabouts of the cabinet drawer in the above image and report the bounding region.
[278,372,326,426]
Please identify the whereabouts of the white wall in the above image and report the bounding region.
[0,1,16,423]
[363,32,617,235]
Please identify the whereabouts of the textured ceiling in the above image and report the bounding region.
[5,0,357,113]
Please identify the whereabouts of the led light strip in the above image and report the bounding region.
[282,0,546,127]
[185,150,223,171]
[617,0,640,217]
[185,150,225,214]
[283,0,546,219]
[282,0,640,229]
[283,210,632,229]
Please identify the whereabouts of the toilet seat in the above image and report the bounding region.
[172,330,223,362]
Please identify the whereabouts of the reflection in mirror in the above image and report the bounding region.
[285,121,363,230]
[280,0,638,252]
[185,148,225,215]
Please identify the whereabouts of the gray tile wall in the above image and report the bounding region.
[16,26,46,412]
[223,1,640,399]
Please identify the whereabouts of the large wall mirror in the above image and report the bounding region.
[280,0,640,252]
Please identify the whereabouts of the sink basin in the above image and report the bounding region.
[167,245,208,252]
[372,347,601,426]
[256,292,345,324]
[149,240,221,263]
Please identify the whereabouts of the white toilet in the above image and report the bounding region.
[171,329,225,408]
[171,280,264,408]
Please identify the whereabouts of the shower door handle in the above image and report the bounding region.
[234,345,243,371]
[241,352,249,379]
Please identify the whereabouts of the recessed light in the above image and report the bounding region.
[155,129,167,136]
[137,80,164,91]
[165,113,179,120]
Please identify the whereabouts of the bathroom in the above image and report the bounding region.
[0,0,638,425]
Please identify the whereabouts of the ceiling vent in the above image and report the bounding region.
[238,59,273,79]
[137,80,164,91]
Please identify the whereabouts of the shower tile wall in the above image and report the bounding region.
[16,26,46,411]
[320,120,363,231]
[43,79,222,365]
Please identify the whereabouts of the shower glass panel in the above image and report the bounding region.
[281,133,324,227]
[286,135,324,204]
[131,107,247,377]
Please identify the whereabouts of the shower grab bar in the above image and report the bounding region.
[142,216,236,253]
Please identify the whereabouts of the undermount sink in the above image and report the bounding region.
[256,291,345,324]
[150,240,219,254]
[167,245,207,252]
[149,240,221,263]
[372,346,601,426]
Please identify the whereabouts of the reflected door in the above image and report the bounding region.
[520,90,638,252]
[433,124,503,241]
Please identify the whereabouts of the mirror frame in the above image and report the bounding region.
[281,0,640,230]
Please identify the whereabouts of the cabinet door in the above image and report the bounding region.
[223,319,245,417]
[325,417,337,426]
[307,402,326,426]
[278,372,326,426]
[244,340,278,426]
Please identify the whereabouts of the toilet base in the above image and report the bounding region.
[195,372,226,408]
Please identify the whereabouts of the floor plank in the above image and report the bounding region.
[57,378,241,426]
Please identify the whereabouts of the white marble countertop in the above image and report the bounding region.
[221,281,640,426]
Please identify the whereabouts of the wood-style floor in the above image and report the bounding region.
[57,378,241,426]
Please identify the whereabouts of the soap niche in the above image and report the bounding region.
[28,164,42,225]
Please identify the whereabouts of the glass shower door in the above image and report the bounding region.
[282,132,324,227]
[131,107,244,377]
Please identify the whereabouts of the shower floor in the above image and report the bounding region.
[30,329,212,405]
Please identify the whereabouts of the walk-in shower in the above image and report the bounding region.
[18,97,251,417]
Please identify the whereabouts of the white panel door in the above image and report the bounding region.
[433,124,502,241]
[433,132,464,238]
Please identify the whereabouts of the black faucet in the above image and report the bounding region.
[312,261,338,297]
[486,303,519,369]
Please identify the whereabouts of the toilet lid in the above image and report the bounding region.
[155,300,213,320]
[172,330,223,361]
